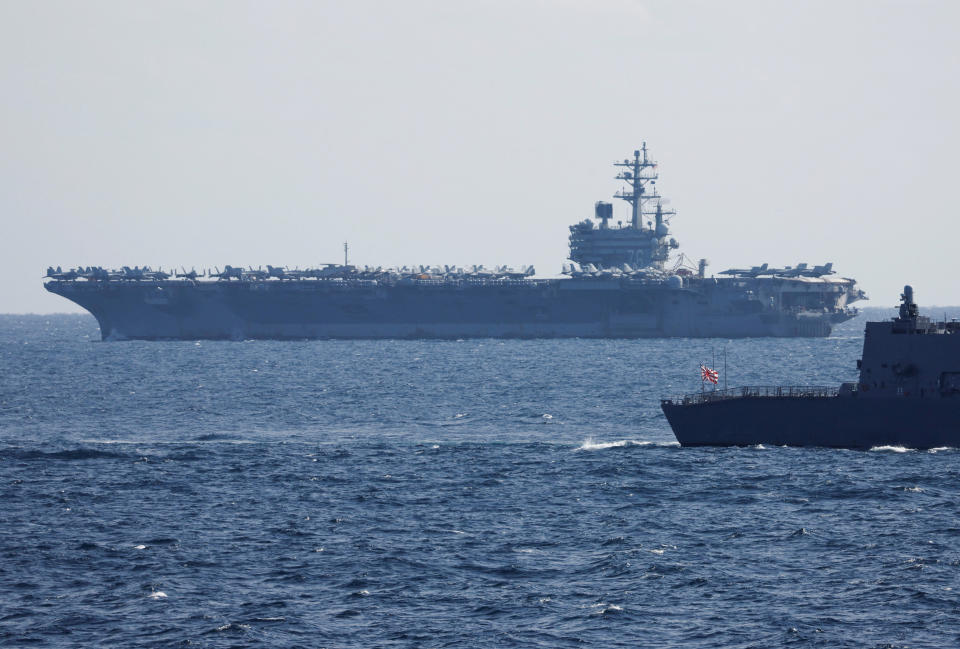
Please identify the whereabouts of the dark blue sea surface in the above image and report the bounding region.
[2,312,960,648]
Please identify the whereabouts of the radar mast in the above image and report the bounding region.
[613,142,675,230]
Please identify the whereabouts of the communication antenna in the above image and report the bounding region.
[613,142,675,230]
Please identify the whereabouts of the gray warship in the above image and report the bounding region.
[44,145,864,340]
[662,286,960,449]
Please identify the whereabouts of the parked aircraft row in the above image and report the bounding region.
[45,266,176,281]
[45,264,538,282]
[718,263,835,278]
[561,261,670,279]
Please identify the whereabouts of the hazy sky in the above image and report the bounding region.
[2,0,958,312]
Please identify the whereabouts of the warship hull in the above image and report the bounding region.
[661,395,960,449]
[45,278,850,341]
[42,145,865,340]
[662,286,960,450]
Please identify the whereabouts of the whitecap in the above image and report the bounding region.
[577,438,631,451]
[134,544,146,550]
[591,602,623,614]
[214,623,250,632]
[576,438,677,451]
[149,591,167,599]
[870,445,912,453]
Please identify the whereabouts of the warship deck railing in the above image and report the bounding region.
[662,385,840,406]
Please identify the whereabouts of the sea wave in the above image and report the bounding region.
[575,438,678,451]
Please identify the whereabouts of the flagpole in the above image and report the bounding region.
[712,348,716,392]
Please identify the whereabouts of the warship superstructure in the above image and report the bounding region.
[45,145,864,340]
[662,286,960,449]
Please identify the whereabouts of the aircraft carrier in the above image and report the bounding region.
[44,145,865,340]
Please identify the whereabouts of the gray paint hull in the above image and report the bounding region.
[46,279,850,341]
[661,396,960,449]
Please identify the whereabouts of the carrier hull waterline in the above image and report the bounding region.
[45,278,849,340]
[661,286,960,450]
[44,145,864,341]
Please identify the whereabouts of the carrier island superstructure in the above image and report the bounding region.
[44,145,865,340]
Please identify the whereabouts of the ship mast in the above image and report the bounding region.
[613,142,674,230]
[614,142,661,230]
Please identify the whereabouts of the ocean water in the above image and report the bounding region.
[2,312,960,648]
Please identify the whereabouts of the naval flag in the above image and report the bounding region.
[700,364,719,385]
